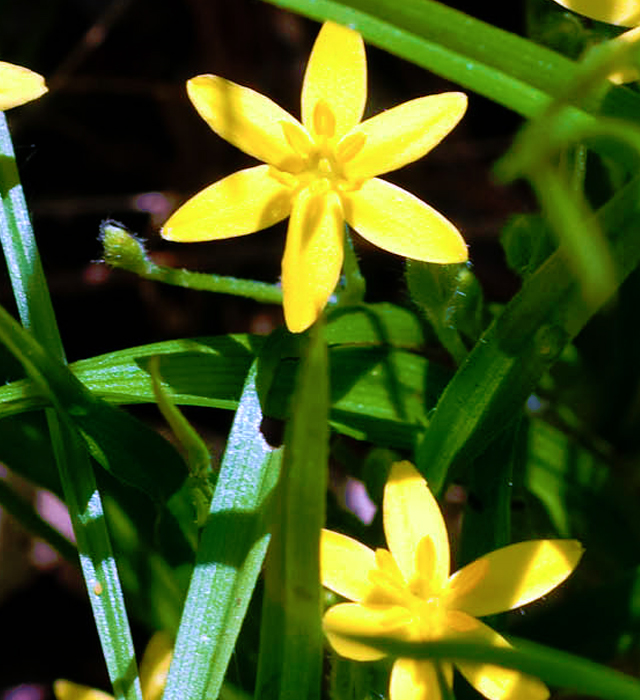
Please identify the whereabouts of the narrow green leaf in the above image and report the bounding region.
[416,172,640,493]
[262,0,640,126]
[256,321,329,700]
[0,305,440,451]
[347,636,640,700]
[0,112,142,700]
[163,359,283,700]
[0,301,186,503]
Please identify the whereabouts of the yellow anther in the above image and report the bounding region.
[336,131,366,162]
[313,100,336,137]
[280,120,315,157]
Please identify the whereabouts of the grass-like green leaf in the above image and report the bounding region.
[416,171,640,493]
[256,321,329,700]
[352,635,640,700]
[262,0,640,126]
[0,112,143,700]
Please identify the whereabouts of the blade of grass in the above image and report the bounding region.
[262,0,640,126]
[0,112,142,700]
[352,636,640,700]
[255,320,329,700]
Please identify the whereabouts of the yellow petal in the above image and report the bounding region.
[186,75,304,170]
[53,680,113,700]
[161,165,291,242]
[383,461,450,589]
[343,93,467,181]
[550,0,640,25]
[389,658,454,700]
[139,632,173,700]
[301,21,367,139]
[344,178,468,263]
[448,540,584,618]
[281,187,344,333]
[0,61,47,110]
[323,602,397,661]
[454,622,549,700]
[609,26,640,83]
[321,529,377,602]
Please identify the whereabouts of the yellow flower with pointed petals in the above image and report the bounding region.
[161,21,468,333]
[53,632,172,700]
[551,0,640,82]
[321,461,584,700]
[0,62,47,110]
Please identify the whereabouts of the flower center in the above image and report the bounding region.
[364,537,475,642]
[274,101,366,197]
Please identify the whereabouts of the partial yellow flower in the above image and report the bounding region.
[551,0,640,82]
[161,21,468,333]
[551,0,640,26]
[53,632,172,700]
[321,461,584,700]
[0,61,47,110]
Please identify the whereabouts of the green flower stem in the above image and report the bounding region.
[0,114,142,700]
[101,221,283,304]
[0,474,77,563]
[337,228,366,307]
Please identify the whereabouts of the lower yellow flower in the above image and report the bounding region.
[0,62,47,110]
[321,461,584,700]
[53,632,172,700]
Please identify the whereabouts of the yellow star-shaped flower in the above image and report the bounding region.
[550,0,640,82]
[161,21,468,333]
[53,632,172,700]
[0,61,47,110]
[321,461,584,700]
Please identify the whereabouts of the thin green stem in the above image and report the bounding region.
[337,227,366,306]
[101,221,283,304]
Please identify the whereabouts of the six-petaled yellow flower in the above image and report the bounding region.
[0,61,47,110]
[54,632,172,700]
[321,461,584,700]
[161,21,468,332]
[551,0,640,82]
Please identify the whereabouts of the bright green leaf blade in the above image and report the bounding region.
[256,321,329,700]
[0,111,142,700]
[416,172,640,493]
[262,0,640,126]
[0,300,186,503]
[0,304,440,451]
[356,636,640,700]
[163,359,283,700]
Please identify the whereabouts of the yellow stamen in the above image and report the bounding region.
[313,100,336,137]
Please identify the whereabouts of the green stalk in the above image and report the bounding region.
[0,112,142,700]
[101,221,283,304]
